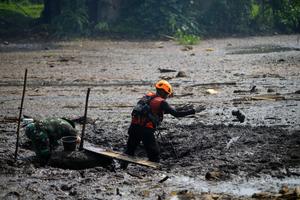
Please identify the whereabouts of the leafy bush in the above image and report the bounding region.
[94,21,109,33]
[51,0,89,37]
[175,29,200,45]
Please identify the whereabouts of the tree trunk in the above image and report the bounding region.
[42,0,61,23]
[86,0,99,24]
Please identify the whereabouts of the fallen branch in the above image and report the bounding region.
[173,93,194,98]
[188,82,236,87]
[15,69,28,162]
[127,172,143,179]
[158,68,177,73]
[158,176,169,183]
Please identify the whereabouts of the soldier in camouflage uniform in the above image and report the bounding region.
[25,118,80,163]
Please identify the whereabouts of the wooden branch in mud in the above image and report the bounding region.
[188,82,236,87]
[127,172,143,179]
[173,93,194,98]
[160,34,176,40]
[233,95,286,102]
[79,88,91,150]
[15,69,27,162]
[1,116,19,123]
[84,143,160,169]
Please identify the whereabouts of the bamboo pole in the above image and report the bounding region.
[79,88,91,150]
[14,69,28,162]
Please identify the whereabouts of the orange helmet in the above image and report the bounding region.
[155,80,173,95]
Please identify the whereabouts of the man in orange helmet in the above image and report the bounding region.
[122,80,205,168]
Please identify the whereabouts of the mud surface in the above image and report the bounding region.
[0,35,300,199]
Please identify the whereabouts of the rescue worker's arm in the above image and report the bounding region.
[161,101,195,117]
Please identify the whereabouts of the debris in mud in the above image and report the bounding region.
[49,149,112,170]
[189,82,236,88]
[176,71,187,78]
[250,86,257,93]
[295,90,300,94]
[267,88,275,93]
[158,68,177,73]
[159,75,173,80]
[181,45,193,51]
[3,191,20,199]
[206,89,219,94]
[159,175,169,183]
[227,44,300,55]
[251,95,285,101]
[205,169,223,181]
[170,190,196,199]
[1,116,18,123]
[205,48,214,51]
[58,56,75,62]
[252,186,300,200]
[232,109,245,123]
[226,136,241,149]
[3,41,9,45]
[233,86,257,94]
[233,94,285,102]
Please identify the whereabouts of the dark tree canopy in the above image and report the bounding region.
[9,0,300,37]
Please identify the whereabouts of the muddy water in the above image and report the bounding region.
[167,175,300,196]
[0,35,299,199]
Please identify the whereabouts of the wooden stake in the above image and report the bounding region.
[14,69,28,162]
[79,88,90,150]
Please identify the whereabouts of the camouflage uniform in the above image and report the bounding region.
[25,118,77,161]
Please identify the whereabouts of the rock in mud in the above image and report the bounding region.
[205,170,222,181]
[252,192,272,199]
[3,191,20,200]
[176,71,187,78]
[182,46,193,51]
[267,88,275,93]
[202,194,214,200]
[279,185,289,194]
[231,109,245,123]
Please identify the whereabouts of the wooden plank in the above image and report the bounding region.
[83,143,160,169]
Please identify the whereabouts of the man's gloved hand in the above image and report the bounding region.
[194,105,206,113]
[176,104,194,111]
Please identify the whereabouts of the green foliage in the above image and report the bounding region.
[175,29,200,45]
[0,2,43,37]
[51,0,89,37]
[119,0,198,36]
[1,0,300,38]
[0,2,43,18]
[94,21,109,33]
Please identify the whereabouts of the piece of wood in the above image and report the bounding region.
[79,88,91,150]
[15,69,27,162]
[189,82,236,87]
[83,143,160,169]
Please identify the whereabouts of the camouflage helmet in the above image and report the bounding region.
[25,122,36,139]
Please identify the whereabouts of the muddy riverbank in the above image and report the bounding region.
[0,35,299,199]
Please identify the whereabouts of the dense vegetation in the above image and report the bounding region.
[0,0,299,39]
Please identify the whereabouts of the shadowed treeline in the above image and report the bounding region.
[0,0,299,38]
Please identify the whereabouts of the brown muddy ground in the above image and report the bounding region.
[0,35,300,199]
